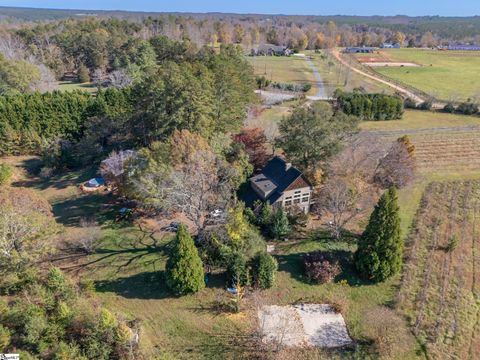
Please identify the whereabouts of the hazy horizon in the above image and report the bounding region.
[0,0,478,17]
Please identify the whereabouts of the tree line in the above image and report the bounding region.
[335,90,404,121]
[0,43,255,161]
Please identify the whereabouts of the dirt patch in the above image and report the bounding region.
[258,304,353,348]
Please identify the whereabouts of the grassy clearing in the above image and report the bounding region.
[369,49,480,102]
[57,81,97,93]
[247,56,318,95]
[398,181,480,359]
[361,109,480,131]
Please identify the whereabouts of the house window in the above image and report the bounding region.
[294,190,301,194]
[285,196,292,200]
[285,200,292,206]
[294,199,301,204]
[302,197,310,203]
[294,194,301,199]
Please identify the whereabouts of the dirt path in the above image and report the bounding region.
[304,56,328,99]
[331,49,445,108]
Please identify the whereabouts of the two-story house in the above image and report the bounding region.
[242,156,313,214]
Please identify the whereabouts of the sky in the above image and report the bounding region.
[0,0,478,17]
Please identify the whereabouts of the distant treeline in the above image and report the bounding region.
[2,7,480,42]
[335,91,404,120]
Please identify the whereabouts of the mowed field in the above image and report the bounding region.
[57,81,97,93]
[247,56,319,95]
[308,51,393,96]
[369,49,480,102]
[398,181,480,359]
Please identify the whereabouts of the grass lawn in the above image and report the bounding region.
[371,49,480,102]
[360,109,480,131]
[57,81,97,94]
[248,56,319,96]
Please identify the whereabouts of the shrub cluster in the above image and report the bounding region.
[271,82,312,93]
[256,202,291,240]
[336,91,404,120]
[303,252,341,284]
[0,163,12,186]
[443,101,479,115]
[226,252,278,289]
[0,268,138,359]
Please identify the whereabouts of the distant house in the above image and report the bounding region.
[251,44,292,56]
[62,71,79,82]
[380,43,401,49]
[344,47,377,54]
[242,157,313,214]
[447,44,480,51]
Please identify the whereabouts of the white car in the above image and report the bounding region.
[209,209,224,218]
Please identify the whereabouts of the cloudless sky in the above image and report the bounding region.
[0,0,478,17]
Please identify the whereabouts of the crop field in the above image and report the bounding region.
[247,56,319,95]
[366,49,480,102]
[361,110,480,174]
[398,181,480,359]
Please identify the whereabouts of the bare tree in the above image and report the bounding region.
[374,139,416,188]
[167,151,232,230]
[315,176,371,240]
[0,188,60,272]
[100,149,136,192]
[108,69,133,89]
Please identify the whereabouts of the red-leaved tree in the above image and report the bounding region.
[233,128,270,170]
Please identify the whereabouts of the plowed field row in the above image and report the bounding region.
[398,181,480,359]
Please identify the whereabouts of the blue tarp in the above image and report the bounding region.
[87,177,105,188]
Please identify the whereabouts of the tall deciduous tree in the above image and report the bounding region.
[276,102,359,172]
[165,224,205,295]
[355,188,402,282]
[374,136,416,189]
[0,187,60,274]
[233,128,269,170]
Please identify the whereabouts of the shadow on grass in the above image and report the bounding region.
[52,192,116,226]
[276,248,374,287]
[13,162,97,191]
[95,271,172,299]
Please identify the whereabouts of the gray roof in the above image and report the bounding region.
[256,44,288,52]
[251,173,278,194]
[242,157,311,208]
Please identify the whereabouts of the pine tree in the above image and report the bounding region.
[165,224,205,295]
[355,188,402,282]
[259,202,273,227]
[269,208,290,240]
[78,64,90,83]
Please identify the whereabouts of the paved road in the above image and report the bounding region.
[331,49,446,109]
[304,56,328,100]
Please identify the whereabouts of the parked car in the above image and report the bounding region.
[209,209,224,218]
[162,221,181,232]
